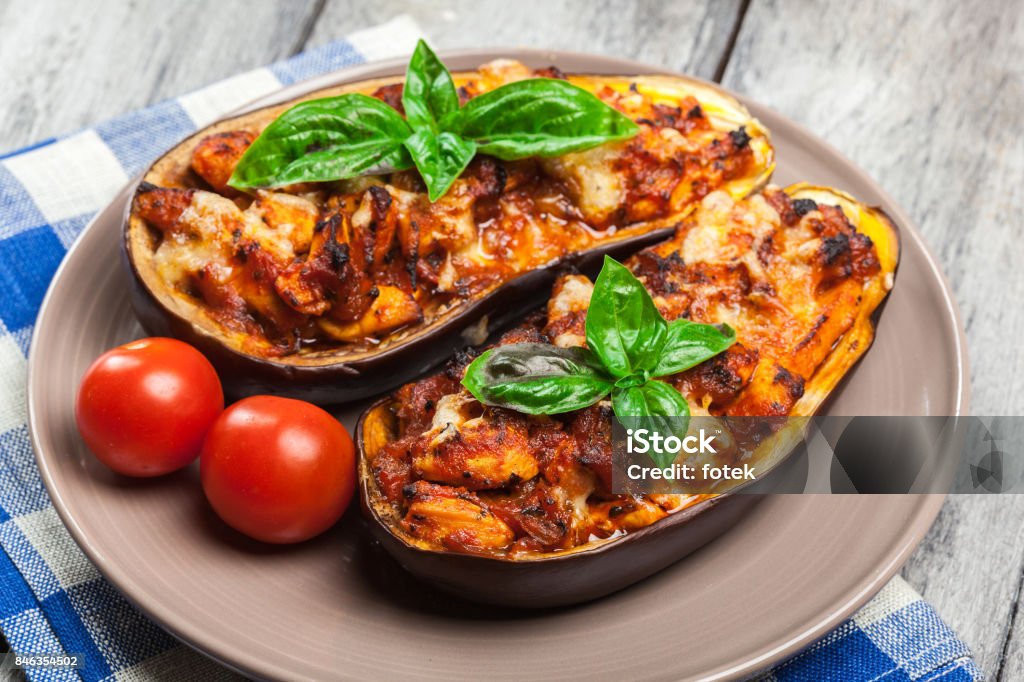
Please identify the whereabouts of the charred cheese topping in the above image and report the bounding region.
[132,60,767,356]
[368,187,891,556]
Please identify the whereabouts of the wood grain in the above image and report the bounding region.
[308,0,743,80]
[0,0,322,151]
[724,0,1024,676]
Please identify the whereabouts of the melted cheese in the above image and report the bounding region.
[546,275,594,348]
[541,144,626,225]
[425,393,477,447]
[154,192,238,286]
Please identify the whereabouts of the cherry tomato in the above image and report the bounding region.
[75,337,224,477]
[200,396,356,544]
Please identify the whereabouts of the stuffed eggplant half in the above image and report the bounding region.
[358,183,900,607]
[125,58,773,402]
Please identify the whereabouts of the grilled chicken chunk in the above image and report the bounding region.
[190,131,254,194]
[401,481,515,553]
[412,394,539,491]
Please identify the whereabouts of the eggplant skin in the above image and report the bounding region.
[355,184,901,606]
[123,67,773,404]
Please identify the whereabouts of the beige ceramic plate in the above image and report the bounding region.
[28,50,968,681]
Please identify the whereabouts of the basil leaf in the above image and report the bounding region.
[403,39,459,133]
[652,321,737,377]
[462,343,613,415]
[612,380,691,468]
[229,94,414,189]
[403,129,477,202]
[448,79,638,159]
[585,256,668,378]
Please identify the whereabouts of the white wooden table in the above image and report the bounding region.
[2,0,1022,677]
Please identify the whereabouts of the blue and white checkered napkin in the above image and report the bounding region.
[0,16,982,681]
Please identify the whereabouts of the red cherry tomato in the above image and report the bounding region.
[75,337,224,477]
[200,396,356,544]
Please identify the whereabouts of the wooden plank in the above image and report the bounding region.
[723,0,1024,675]
[309,0,743,80]
[0,0,322,151]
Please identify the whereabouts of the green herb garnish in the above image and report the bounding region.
[229,40,638,201]
[461,257,736,434]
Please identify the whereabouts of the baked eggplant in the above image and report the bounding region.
[357,183,900,607]
[124,61,773,402]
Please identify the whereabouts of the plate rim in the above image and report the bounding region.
[27,47,969,681]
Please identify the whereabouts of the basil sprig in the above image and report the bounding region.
[229,40,638,201]
[462,257,736,434]
[462,343,613,415]
[227,95,415,189]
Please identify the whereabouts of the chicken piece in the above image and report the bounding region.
[351,185,399,269]
[274,212,376,319]
[484,478,574,551]
[670,343,759,411]
[628,249,691,319]
[567,403,615,491]
[649,494,705,513]
[317,285,421,341]
[541,143,627,227]
[534,65,569,80]
[541,85,754,229]
[420,184,480,290]
[412,394,539,491]
[148,190,242,288]
[273,216,343,317]
[494,315,548,346]
[251,191,318,254]
[526,413,571,471]
[142,188,295,265]
[402,481,514,553]
[539,427,598,545]
[276,184,418,321]
[139,188,305,343]
[372,440,414,505]
[393,373,460,434]
[133,183,194,233]
[230,239,305,343]
[544,274,593,347]
[477,59,535,91]
[190,131,254,193]
[188,193,305,338]
[722,360,805,417]
[350,185,420,292]
[193,262,253,333]
[371,83,405,114]
[589,496,668,536]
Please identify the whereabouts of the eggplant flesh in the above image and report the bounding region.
[123,67,773,403]
[355,184,901,607]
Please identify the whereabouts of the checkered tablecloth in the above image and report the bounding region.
[0,15,983,681]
